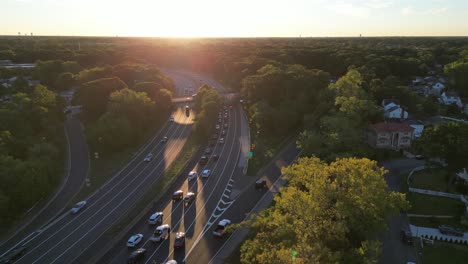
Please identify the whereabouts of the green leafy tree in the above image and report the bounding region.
[74,77,127,121]
[415,122,468,173]
[55,72,75,90]
[445,60,468,96]
[240,157,408,264]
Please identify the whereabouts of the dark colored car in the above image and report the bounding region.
[400,229,413,245]
[199,156,208,165]
[212,154,219,161]
[415,155,425,160]
[127,248,146,264]
[184,192,196,206]
[174,232,186,249]
[0,246,26,264]
[205,147,212,154]
[255,178,267,191]
[172,190,183,201]
[438,225,464,237]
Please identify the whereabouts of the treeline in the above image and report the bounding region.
[0,85,64,229]
[192,85,223,141]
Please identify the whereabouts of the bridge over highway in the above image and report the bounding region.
[172,92,240,104]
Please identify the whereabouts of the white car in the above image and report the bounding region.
[150,224,171,242]
[188,171,198,181]
[166,260,177,264]
[144,153,153,162]
[127,234,144,248]
[169,116,174,122]
[219,138,224,144]
[148,212,163,225]
[213,219,231,237]
[70,201,87,215]
[201,169,211,178]
[161,136,168,143]
[215,124,220,130]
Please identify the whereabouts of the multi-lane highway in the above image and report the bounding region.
[0,70,201,264]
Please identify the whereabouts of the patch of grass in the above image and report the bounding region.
[407,193,463,215]
[73,120,164,203]
[108,135,198,234]
[419,241,468,264]
[411,169,456,193]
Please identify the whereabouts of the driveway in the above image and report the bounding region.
[379,158,425,264]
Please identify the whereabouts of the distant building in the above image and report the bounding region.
[382,100,408,120]
[440,91,463,108]
[367,122,414,150]
[405,120,425,138]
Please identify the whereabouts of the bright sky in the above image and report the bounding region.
[1,0,467,37]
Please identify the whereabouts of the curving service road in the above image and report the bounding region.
[0,70,201,264]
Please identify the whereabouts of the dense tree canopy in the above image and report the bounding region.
[415,122,468,172]
[240,157,408,264]
[192,85,223,140]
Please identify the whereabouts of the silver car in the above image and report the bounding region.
[70,201,87,215]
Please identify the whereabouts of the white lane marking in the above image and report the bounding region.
[183,200,236,263]
[144,104,240,264]
[0,231,38,259]
[42,113,192,264]
[225,189,231,193]
[222,194,230,199]
[19,109,186,264]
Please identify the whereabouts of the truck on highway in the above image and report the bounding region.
[213,219,231,237]
[185,105,190,117]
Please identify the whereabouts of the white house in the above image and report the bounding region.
[405,120,425,138]
[385,106,408,119]
[431,82,445,95]
[440,91,463,108]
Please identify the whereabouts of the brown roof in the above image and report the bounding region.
[370,122,414,133]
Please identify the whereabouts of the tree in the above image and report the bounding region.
[133,82,173,112]
[87,113,135,152]
[240,157,408,264]
[415,122,468,173]
[55,72,75,90]
[445,61,468,96]
[74,77,127,121]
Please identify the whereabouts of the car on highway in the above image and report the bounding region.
[219,138,224,144]
[172,190,183,201]
[205,147,212,154]
[127,234,144,248]
[438,225,464,237]
[201,169,211,178]
[221,130,226,135]
[212,154,219,161]
[174,232,186,249]
[150,224,171,242]
[215,124,220,130]
[188,171,198,181]
[148,212,163,225]
[165,260,177,264]
[400,228,413,245]
[127,248,146,264]
[144,153,153,162]
[184,192,195,206]
[199,156,208,165]
[224,123,228,129]
[0,246,26,263]
[218,118,222,123]
[213,219,231,237]
[169,116,174,122]
[161,136,168,143]
[70,201,87,215]
[212,133,218,140]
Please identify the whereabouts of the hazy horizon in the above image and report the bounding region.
[2,0,468,37]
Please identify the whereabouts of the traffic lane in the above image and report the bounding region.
[104,108,237,264]
[150,108,241,264]
[187,141,302,264]
[44,119,194,264]
[95,145,205,264]
[0,114,90,255]
[13,109,186,256]
[15,112,192,264]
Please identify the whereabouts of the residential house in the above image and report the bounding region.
[440,91,463,108]
[368,122,414,150]
[430,82,445,96]
[456,168,468,185]
[382,100,408,120]
[412,77,424,86]
[404,120,425,138]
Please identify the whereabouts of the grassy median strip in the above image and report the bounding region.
[108,135,198,235]
[72,120,164,203]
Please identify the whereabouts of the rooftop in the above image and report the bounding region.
[370,122,414,133]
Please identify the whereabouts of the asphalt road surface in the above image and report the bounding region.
[3,71,196,264]
[0,113,89,258]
